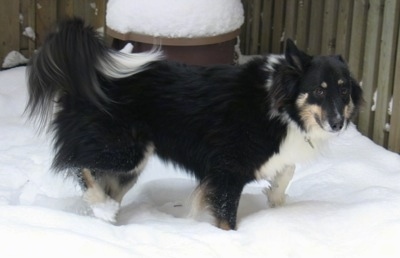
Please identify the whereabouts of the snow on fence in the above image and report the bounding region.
[0,0,399,153]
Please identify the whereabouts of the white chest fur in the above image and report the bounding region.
[255,122,331,180]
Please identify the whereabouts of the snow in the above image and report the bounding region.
[19,13,24,24]
[106,0,244,38]
[372,90,377,111]
[1,51,29,69]
[90,2,99,16]
[1,67,400,257]
[22,26,36,40]
[235,37,261,64]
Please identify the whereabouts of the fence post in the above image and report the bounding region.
[388,23,400,152]
[372,0,400,147]
[358,0,384,138]
[0,0,20,67]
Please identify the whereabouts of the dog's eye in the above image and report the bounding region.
[314,88,326,98]
[340,87,349,96]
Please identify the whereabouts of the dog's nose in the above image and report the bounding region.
[329,118,344,132]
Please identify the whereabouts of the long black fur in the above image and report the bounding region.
[26,18,363,230]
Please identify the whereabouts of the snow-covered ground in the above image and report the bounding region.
[1,67,400,257]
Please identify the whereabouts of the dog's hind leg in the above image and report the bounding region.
[81,144,154,222]
[81,168,121,222]
[192,173,247,230]
[81,168,143,222]
[264,165,295,207]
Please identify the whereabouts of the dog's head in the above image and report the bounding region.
[274,39,363,134]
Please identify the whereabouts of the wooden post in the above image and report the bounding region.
[35,0,58,47]
[0,0,20,67]
[372,0,400,147]
[335,0,353,60]
[20,0,37,59]
[388,23,400,153]
[357,0,384,138]
[348,0,368,81]
[307,0,324,55]
[321,0,338,55]
[283,0,297,44]
[271,0,285,53]
[296,0,311,50]
[242,0,253,54]
[260,0,273,54]
[250,0,262,54]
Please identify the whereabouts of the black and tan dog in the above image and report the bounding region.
[26,18,362,230]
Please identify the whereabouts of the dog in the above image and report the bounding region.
[26,18,362,230]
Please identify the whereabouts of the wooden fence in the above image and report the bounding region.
[0,0,399,152]
[0,0,107,63]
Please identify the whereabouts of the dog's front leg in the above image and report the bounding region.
[264,165,295,207]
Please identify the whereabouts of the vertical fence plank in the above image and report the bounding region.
[372,0,400,146]
[20,0,36,58]
[357,0,384,138]
[335,0,353,60]
[321,0,338,55]
[246,0,257,54]
[271,0,285,53]
[57,0,74,19]
[260,0,274,54]
[242,0,253,54]
[72,0,85,18]
[83,0,105,28]
[35,0,58,46]
[296,0,311,50]
[0,0,20,66]
[307,0,324,55]
[388,24,400,152]
[90,0,106,31]
[250,0,262,54]
[284,0,297,43]
[348,0,368,81]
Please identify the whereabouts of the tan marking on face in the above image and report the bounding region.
[296,93,325,131]
[321,82,328,88]
[344,99,355,119]
[338,79,344,85]
[296,93,308,107]
[301,104,325,130]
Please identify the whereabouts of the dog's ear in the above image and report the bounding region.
[334,54,346,63]
[333,54,351,69]
[285,39,312,71]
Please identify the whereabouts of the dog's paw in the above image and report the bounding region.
[263,187,286,208]
[90,197,120,223]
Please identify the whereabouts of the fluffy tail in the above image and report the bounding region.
[25,17,163,129]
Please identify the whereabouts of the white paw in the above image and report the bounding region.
[83,187,120,223]
[90,197,120,223]
[263,187,286,208]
